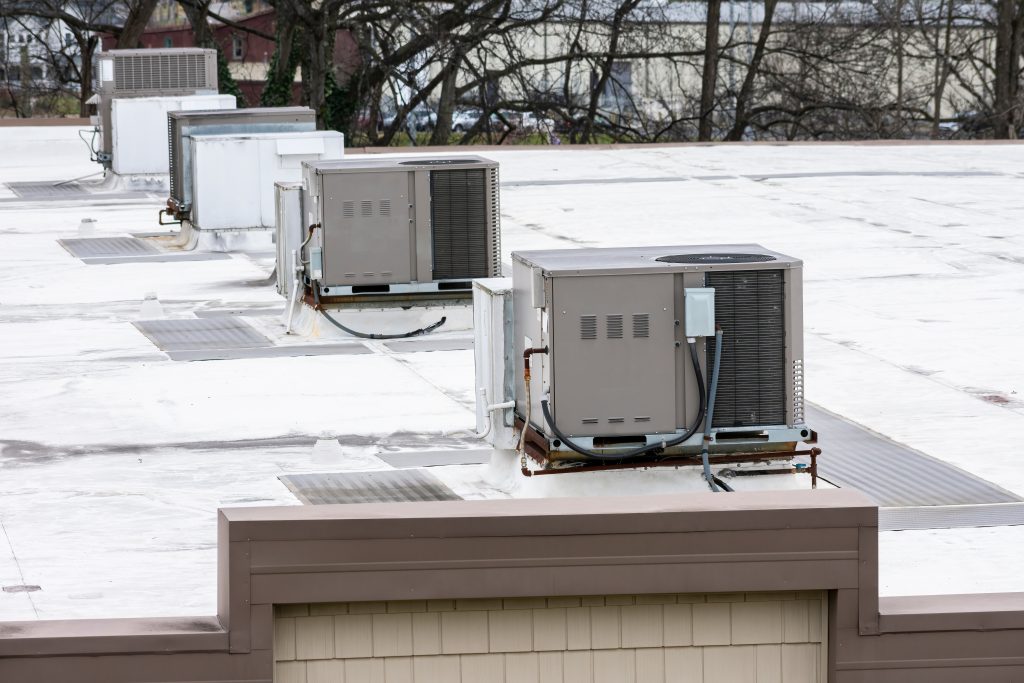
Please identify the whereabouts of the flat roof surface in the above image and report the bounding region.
[1,128,1023,620]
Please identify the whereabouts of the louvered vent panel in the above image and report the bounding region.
[360,200,373,216]
[168,116,177,200]
[580,315,597,340]
[706,269,786,427]
[606,314,623,339]
[113,53,211,92]
[489,167,501,276]
[342,201,355,218]
[430,169,489,279]
[632,313,650,338]
[379,199,391,216]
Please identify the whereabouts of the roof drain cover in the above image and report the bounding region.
[656,253,777,264]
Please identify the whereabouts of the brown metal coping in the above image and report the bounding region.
[0,617,226,657]
[1,489,1023,683]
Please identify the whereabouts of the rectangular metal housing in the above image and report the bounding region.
[512,245,806,455]
[302,156,501,296]
[189,131,344,232]
[167,107,316,216]
[275,182,305,299]
[110,94,235,176]
[94,48,219,168]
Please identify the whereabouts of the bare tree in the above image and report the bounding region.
[117,0,158,48]
[993,0,1024,137]
[176,0,245,105]
[698,0,722,140]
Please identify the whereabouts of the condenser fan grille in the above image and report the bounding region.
[657,253,776,264]
[430,169,489,279]
[706,269,786,428]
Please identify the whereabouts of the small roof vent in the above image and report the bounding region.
[656,253,776,264]
[399,159,465,166]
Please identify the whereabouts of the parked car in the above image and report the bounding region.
[451,109,507,133]
[378,108,436,133]
[409,109,437,131]
[520,111,556,131]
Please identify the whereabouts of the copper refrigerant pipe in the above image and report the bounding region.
[810,447,820,488]
[518,347,549,476]
[523,346,548,381]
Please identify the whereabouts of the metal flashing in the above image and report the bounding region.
[807,405,1022,507]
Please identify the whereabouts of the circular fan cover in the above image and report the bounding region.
[656,253,777,264]
[398,159,465,166]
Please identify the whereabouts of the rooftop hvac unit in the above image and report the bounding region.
[166,107,317,221]
[301,156,501,301]
[93,48,219,167]
[187,130,344,234]
[110,94,235,176]
[512,245,813,468]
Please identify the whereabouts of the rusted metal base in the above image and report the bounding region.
[515,416,821,479]
[302,289,472,311]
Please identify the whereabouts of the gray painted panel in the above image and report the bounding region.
[550,273,677,436]
[320,170,412,285]
[279,469,462,505]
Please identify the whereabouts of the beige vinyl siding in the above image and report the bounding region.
[275,592,826,682]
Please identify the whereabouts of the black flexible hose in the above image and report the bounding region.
[312,286,446,339]
[540,340,707,460]
[319,307,446,340]
[712,476,734,492]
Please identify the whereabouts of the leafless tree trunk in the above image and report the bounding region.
[430,50,462,145]
[993,0,1023,138]
[699,0,722,140]
[726,0,779,140]
[77,33,97,116]
[118,0,160,49]
[580,0,641,143]
[929,0,956,138]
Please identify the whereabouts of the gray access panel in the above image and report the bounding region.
[550,274,678,436]
[320,171,413,285]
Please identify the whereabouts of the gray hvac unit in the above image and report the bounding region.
[513,245,811,462]
[165,107,317,221]
[302,155,501,299]
[93,48,219,167]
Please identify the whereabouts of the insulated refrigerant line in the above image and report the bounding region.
[538,340,708,461]
[313,288,446,340]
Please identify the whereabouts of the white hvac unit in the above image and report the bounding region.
[166,107,317,222]
[300,156,501,302]
[110,94,236,176]
[92,48,220,168]
[188,131,344,233]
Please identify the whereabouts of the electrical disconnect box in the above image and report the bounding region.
[300,156,501,300]
[93,48,219,168]
[166,107,317,221]
[512,245,811,461]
